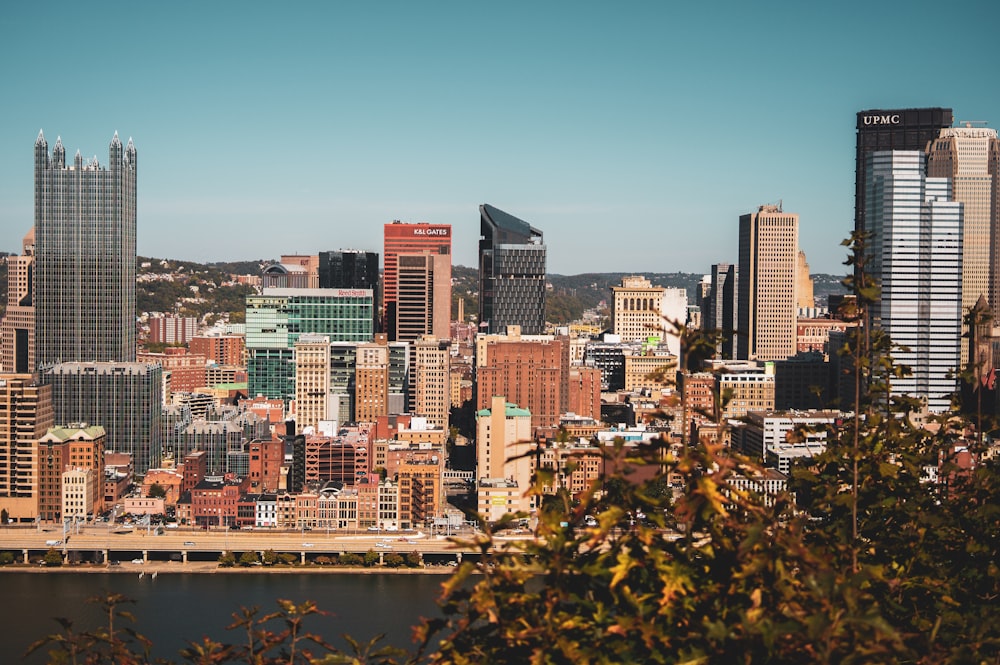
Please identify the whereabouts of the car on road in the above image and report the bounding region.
[375,542,393,549]
[302,542,314,547]
[131,559,143,565]
[183,541,196,546]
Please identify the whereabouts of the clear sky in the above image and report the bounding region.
[2,1,997,276]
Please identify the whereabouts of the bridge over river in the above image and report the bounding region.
[0,525,522,568]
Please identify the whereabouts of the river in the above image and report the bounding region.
[3,572,447,663]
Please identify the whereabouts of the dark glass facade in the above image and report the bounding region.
[318,250,379,290]
[855,108,953,237]
[478,204,546,335]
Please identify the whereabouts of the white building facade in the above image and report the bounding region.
[867,151,963,412]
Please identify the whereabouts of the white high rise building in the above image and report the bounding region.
[866,151,963,413]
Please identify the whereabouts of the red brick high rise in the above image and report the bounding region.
[476,336,569,433]
[137,348,207,393]
[190,335,245,366]
[383,222,451,338]
[567,366,602,421]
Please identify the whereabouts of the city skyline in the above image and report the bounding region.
[2,3,998,276]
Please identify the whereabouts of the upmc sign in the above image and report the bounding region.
[862,114,901,125]
[411,226,450,237]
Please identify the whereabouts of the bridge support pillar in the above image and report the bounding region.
[300,551,305,564]
[182,550,188,563]
[143,550,148,563]
[102,549,109,564]
[22,549,28,564]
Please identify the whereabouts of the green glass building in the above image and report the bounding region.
[246,288,374,401]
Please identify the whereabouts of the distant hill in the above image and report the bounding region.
[0,256,848,326]
[454,265,847,325]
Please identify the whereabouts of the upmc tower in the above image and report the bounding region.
[855,107,953,238]
[383,221,452,340]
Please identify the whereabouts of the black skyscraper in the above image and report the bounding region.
[855,108,953,238]
[478,204,546,335]
[318,250,379,290]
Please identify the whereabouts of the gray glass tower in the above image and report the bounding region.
[34,131,137,365]
[478,204,546,335]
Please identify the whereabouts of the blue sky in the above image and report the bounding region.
[2,1,997,276]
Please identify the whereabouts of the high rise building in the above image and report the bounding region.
[478,204,546,335]
[148,316,198,346]
[44,362,163,475]
[737,204,799,361]
[704,263,739,359]
[611,276,672,344]
[412,335,450,430]
[246,288,374,401]
[355,335,391,423]
[855,108,953,239]
[318,250,378,290]
[383,222,451,335]
[189,334,246,366]
[293,334,332,431]
[318,250,379,332]
[393,253,451,342]
[1,229,35,374]
[796,250,815,310]
[476,395,535,519]
[476,330,568,433]
[326,340,409,425]
[867,151,963,412]
[0,374,53,522]
[34,131,137,365]
[927,124,1000,337]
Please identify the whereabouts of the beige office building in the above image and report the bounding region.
[928,125,1000,361]
[612,276,667,343]
[796,250,815,310]
[0,229,35,374]
[294,334,331,431]
[355,335,391,423]
[738,205,799,361]
[476,396,534,519]
[0,375,53,522]
[412,336,450,430]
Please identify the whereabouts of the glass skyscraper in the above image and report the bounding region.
[478,204,546,335]
[34,131,137,365]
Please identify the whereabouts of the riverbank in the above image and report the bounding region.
[0,560,460,575]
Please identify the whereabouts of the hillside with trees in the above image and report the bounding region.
[0,254,847,326]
